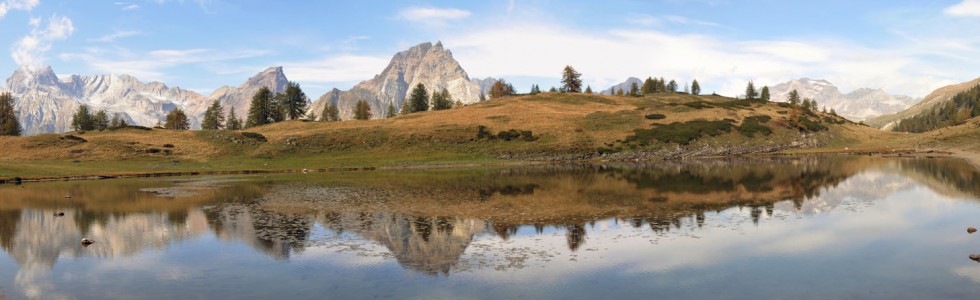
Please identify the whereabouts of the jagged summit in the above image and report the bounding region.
[768,78,918,121]
[308,41,485,120]
[208,66,291,118]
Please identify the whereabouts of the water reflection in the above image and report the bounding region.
[2,156,980,298]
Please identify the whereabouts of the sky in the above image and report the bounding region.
[3,0,980,99]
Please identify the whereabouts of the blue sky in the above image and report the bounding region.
[3,0,980,98]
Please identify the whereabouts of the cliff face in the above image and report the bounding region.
[309,42,484,120]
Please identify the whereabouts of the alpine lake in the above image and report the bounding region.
[3,156,980,299]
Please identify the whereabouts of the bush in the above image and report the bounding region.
[683,102,713,109]
[644,113,666,120]
[796,116,828,132]
[476,125,493,140]
[146,148,161,154]
[737,116,773,137]
[625,120,735,145]
[241,132,267,142]
[520,130,538,141]
[162,144,175,148]
[497,129,522,141]
[60,135,87,143]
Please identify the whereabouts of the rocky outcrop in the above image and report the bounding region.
[208,66,290,118]
[308,42,484,120]
[767,78,919,121]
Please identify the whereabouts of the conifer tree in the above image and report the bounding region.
[667,80,678,93]
[71,104,95,131]
[353,100,372,120]
[585,86,593,94]
[408,83,430,113]
[490,80,513,99]
[432,88,453,110]
[616,88,624,96]
[202,101,225,130]
[691,79,701,95]
[629,82,640,97]
[760,86,771,101]
[0,92,22,136]
[94,110,109,131]
[246,86,275,128]
[164,108,190,130]
[226,108,242,130]
[386,102,397,118]
[549,87,558,92]
[642,77,656,95]
[788,89,801,105]
[745,81,758,100]
[560,65,582,93]
[658,77,667,92]
[109,114,121,129]
[282,82,308,120]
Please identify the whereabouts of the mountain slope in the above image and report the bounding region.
[2,66,210,134]
[208,67,290,118]
[308,42,483,120]
[601,77,643,95]
[866,77,980,129]
[767,78,918,121]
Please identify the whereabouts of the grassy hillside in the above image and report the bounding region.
[867,77,980,129]
[0,92,874,180]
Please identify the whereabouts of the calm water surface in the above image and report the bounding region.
[3,156,980,299]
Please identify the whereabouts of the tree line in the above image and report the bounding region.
[0,92,23,136]
[893,84,980,133]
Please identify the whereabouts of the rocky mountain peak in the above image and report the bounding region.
[768,78,918,121]
[5,65,60,93]
[243,66,288,90]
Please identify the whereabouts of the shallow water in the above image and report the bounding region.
[3,156,980,299]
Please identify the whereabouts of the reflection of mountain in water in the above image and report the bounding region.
[3,156,980,278]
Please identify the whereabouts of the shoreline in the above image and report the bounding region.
[0,147,972,185]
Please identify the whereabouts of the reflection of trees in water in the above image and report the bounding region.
[202,202,312,260]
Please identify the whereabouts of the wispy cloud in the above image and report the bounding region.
[59,47,270,81]
[152,0,213,13]
[627,14,724,28]
[397,7,471,26]
[89,30,141,43]
[0,0,38,18]
[280,54,390,88]
[11,14,75,68]
[945,0,980,17]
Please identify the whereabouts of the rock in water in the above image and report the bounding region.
[969,227,977,234]
[971,254,980,262]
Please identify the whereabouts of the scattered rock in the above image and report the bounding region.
[81,238,94,246]
[969,227,976,234]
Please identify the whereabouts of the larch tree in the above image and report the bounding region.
[432,88,453,110]
[667,80,678,93]
[691,79,701,95]
[788,89,801,105]
[386,102,397,118]
[760,86,771,101]
[226,108,242,130]
[0,92,22,136]
[71,104,95,131]
[246,86,275,128]
[745,81,758,100]
[560,65,582,93]
[353,100,372,120]
[282,82,308,120]
[94,110,110,131]
[164,108,190,130]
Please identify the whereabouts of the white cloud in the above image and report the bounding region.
[629,14,724,28]
[280,54,390,87]
[945,0,980,17]
[0,0,38,18]
[89,30,141,43]
[398,7,471,26]
[443,20,961,97]
[11,14,75,68]
[59,47,270,81]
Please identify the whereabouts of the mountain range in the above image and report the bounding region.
[865,77,980,130]
[766,78,920,121]
[1,41,494,135]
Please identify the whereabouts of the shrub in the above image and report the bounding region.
[520,130,538,141]
[476,125,493,140]
[162,144,175,148]
[61,135,87,143]
[241,132,267,142]
[738,116,773,137]
[644,113,666,120]
[625,120,735,145]
[146,148,161,154]
[497,129,522,141]
[796,116,828,132]
[683,102,713,109]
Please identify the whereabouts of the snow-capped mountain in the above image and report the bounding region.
[767,78,919,121]
[2,66,210,134]
[208,66,290,118]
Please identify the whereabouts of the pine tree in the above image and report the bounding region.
[641,77,656,95]
[353,100,372,120]
[109,114,121,129]
[226,108,242,130]
[432,88,453,110]
[658,77,667,92]
[202,100,225,130]
[454,100,463,108]
[629,82,640,97]
[760,86,771,101]
[386,102,397,118]
[585,86,593,94]
[0,92,22,136]
[408,83,430,113]
[788,89,801,105]
[745,81,758,100]
[801,98,813,112]
[530,84,541,95]
[246,86,275,128]
[830,108,837,116]
[667,80,678,93]
[71,104,95,131]
[691,79,701,95]
[549,87,558,93]
[164,108,190,130]
[616,88,624,96]
[94,110,110,131]
[282,82,308,120]
[270,92,286,123]
[560,65,582,93]
[305,111,318,121]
